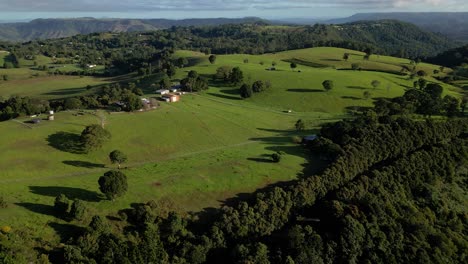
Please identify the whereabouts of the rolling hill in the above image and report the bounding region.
[325,12,468,42]
[0,17,266,42]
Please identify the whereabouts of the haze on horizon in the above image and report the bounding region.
[0,0,467,21]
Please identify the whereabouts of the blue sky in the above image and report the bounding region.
[0,0,467,20]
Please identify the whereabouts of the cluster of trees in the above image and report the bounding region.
[59,110,467,263]
[180,70,209,92]
[374,83,464,117]
[0,96,50,121]
[240,80,272,99]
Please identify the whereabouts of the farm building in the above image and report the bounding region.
[156,89,170,95]
[302,135,318,144]
[162,94,180,103]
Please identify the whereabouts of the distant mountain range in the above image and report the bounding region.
[0,17,266,42]
[323,12,468,42]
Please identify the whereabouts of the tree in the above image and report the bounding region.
[177,57,188,68]
[351,63,360,70]
[215,66,232,81]
[230,67,244,85]
[295,119,305,131]
[417,70,427,77]
[272,61,277,67]
[240,84,253,99]
[64,98,82,110]
[81,124,111,152]
[371,80,381,89]
[290,62,297,71]
[209,55,217,64]
[252,80,265,93]
[188,70,198,79]
[54,194,70,215]
[109,150,127,169]
[322,80,334,92]
[343,53,350,61]
[363,91,371,100]
[243,58,249,64]
[70,200,87,220]
[166,65,176,77]
[271,153,282,163]
[98,170,128,200]
[443,95,460,117]
[418,78,427,90]
[159,77,172,89]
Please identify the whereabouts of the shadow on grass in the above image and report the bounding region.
[42,88,86,96]
[29,186,101,202]
[287,88,324,93]
[220,88,240,95]
[48,222,88,243]
[63,160,106,168]
[15,202,56,217]
[346,86,368,90]
[47,132,85,154]
[341,96,361,100]
[247,157,273,163]
[207,93,241,101]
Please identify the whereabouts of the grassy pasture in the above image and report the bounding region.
[0,46,461,245]
[172,48,461,113]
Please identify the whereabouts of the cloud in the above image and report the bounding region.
[0,0,465,12]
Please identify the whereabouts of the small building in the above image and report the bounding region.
[48,115,55,121]
[141,98,150,104]
[162,94,180,103]
[302,135,318,144]
[49,110,54,115]
[86,64,97,68]
[156,89,170,95]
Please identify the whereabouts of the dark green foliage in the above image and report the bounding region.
[64,98,82,110]
[89,215,108,233]
[181,76,208,92]
[443,95,460,117]
[322,80,334,92]
[343,53,349,61]
[371,80,380,89]
[54,194,70,215]
[252,80,265,93]
[271,153,282,163]
[0,96,50,120]
[351,63,360,70]
[159,77,172,90]
[290,62,297,71]
[98,170,128,200]
[70,200,87,221]
[80,124,111,152]
[109,150,128,169]
[209,55,217,64]
[295,119,305,131]
[240,84,253,99]
[230,67,244,85]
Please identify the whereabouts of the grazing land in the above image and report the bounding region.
[0,46,464,257]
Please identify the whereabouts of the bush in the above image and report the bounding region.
[70,200,87,221]
[54,194,70,215]
[1,226,11,234]
[271,153,282,163]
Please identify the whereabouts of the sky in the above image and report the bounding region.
[0,0,467,21]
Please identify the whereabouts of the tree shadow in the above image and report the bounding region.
[46,132,85,154]
[320,58,342,62]
[207,93,241,101]
[247,157,273,163]
[63,160,106,168]
[287,88,324,93]
[346,86,368,90]
[15,202,56,217]
[341,96,361,100]
[42,88,86,96]
[48,222,88,243]
[29,186,101,202]
[220,88,240,95]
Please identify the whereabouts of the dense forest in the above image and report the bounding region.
[429,44,468,67]
[19,113,462,264]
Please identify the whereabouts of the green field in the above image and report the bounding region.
[172,48,461,113]
[0,47,461,245]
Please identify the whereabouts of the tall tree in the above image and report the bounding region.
[209,55,217,64]
[240,84,253,99]
[322,80,334,92]
[98,170,128,200]
[81,124,111,152]
[109,150,128,169]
